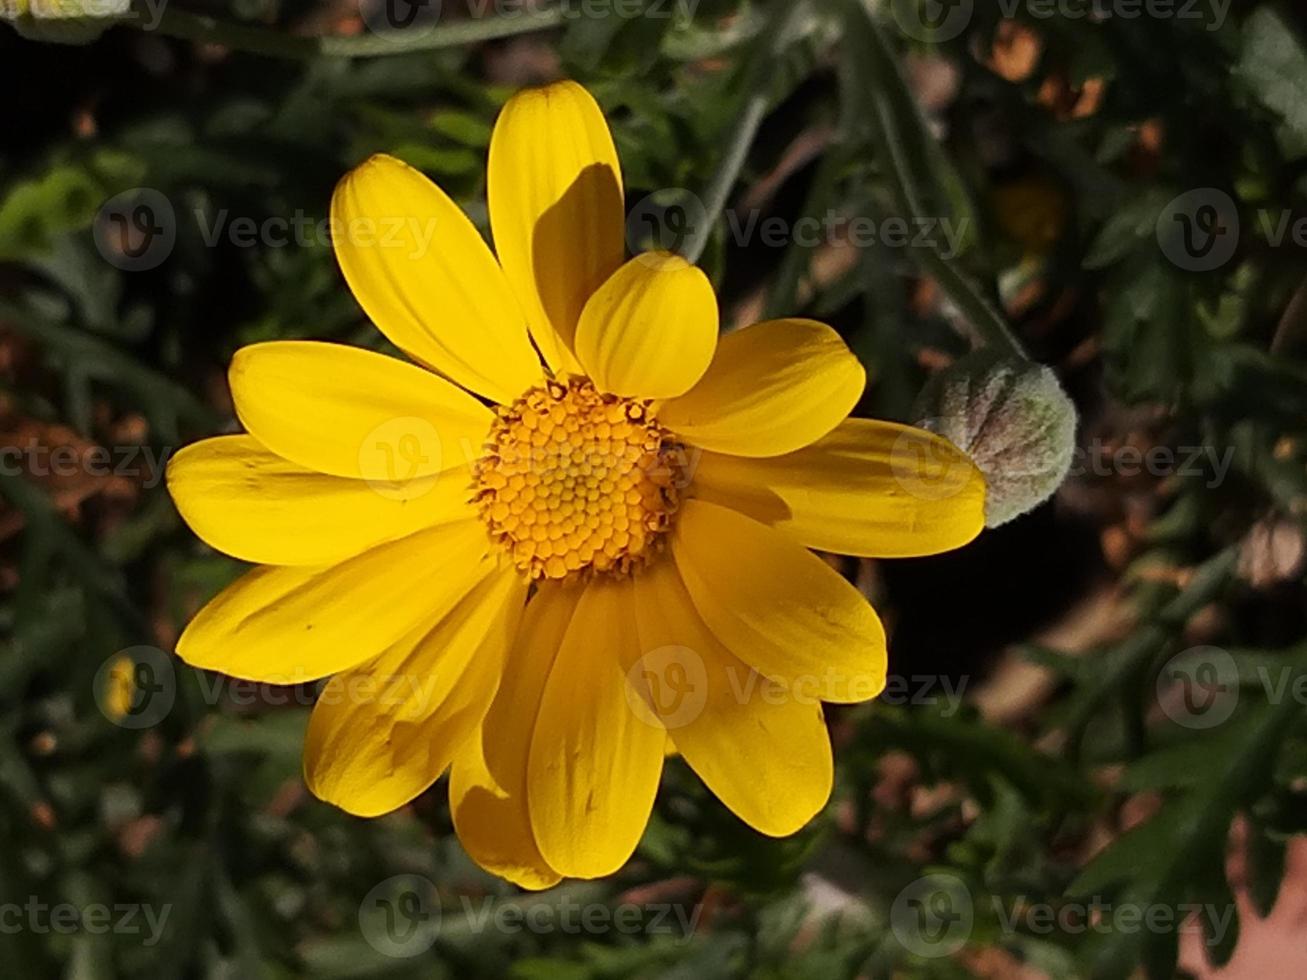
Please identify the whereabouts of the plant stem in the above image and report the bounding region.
[679,1,807,266]
[842,0,1028,361]
[135,4,567,60]
[1063,546,1238,761]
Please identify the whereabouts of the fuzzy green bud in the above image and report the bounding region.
[1,0,130,44]
[914,350,1077,528]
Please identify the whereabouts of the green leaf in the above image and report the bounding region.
[0,163,105,259]
[1236,8,1307,158]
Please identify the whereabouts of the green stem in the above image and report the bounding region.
[1064,546,1238,761]
[134,4,567,60]
[764,140,847,319]
[841,0,1028,361]
[679,1,807,266]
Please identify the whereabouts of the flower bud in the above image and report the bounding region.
[1,0,130,44]
[914,350,1077,528]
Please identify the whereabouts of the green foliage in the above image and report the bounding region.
[3,1,1307,978]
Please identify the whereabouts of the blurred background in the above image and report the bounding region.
[3,0,1307,977]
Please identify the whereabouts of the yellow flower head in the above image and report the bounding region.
[167,81,986,889]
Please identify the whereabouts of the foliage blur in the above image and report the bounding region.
[3,0,1307,977]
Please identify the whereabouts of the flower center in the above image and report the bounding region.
[474,378,686,580]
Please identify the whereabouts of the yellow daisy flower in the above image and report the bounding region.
[167,80,986,889]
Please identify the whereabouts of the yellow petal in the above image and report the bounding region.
[449,734,561,891]
[303,562,526,817]
[167,435,477,566]
[659,319,865,457]
[481,581,580,785]
[451,583,580,890]
[331,153,543,403]
[629,558,833,836]
[229,341,491,481]
[690,419,986,558]
[489,81,624,375]
[176,520,496,682]
[527,578,665,879]
[573,252,717,399]
[670,500,887,704]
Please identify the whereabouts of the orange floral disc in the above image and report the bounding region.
[473,378,686,580]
